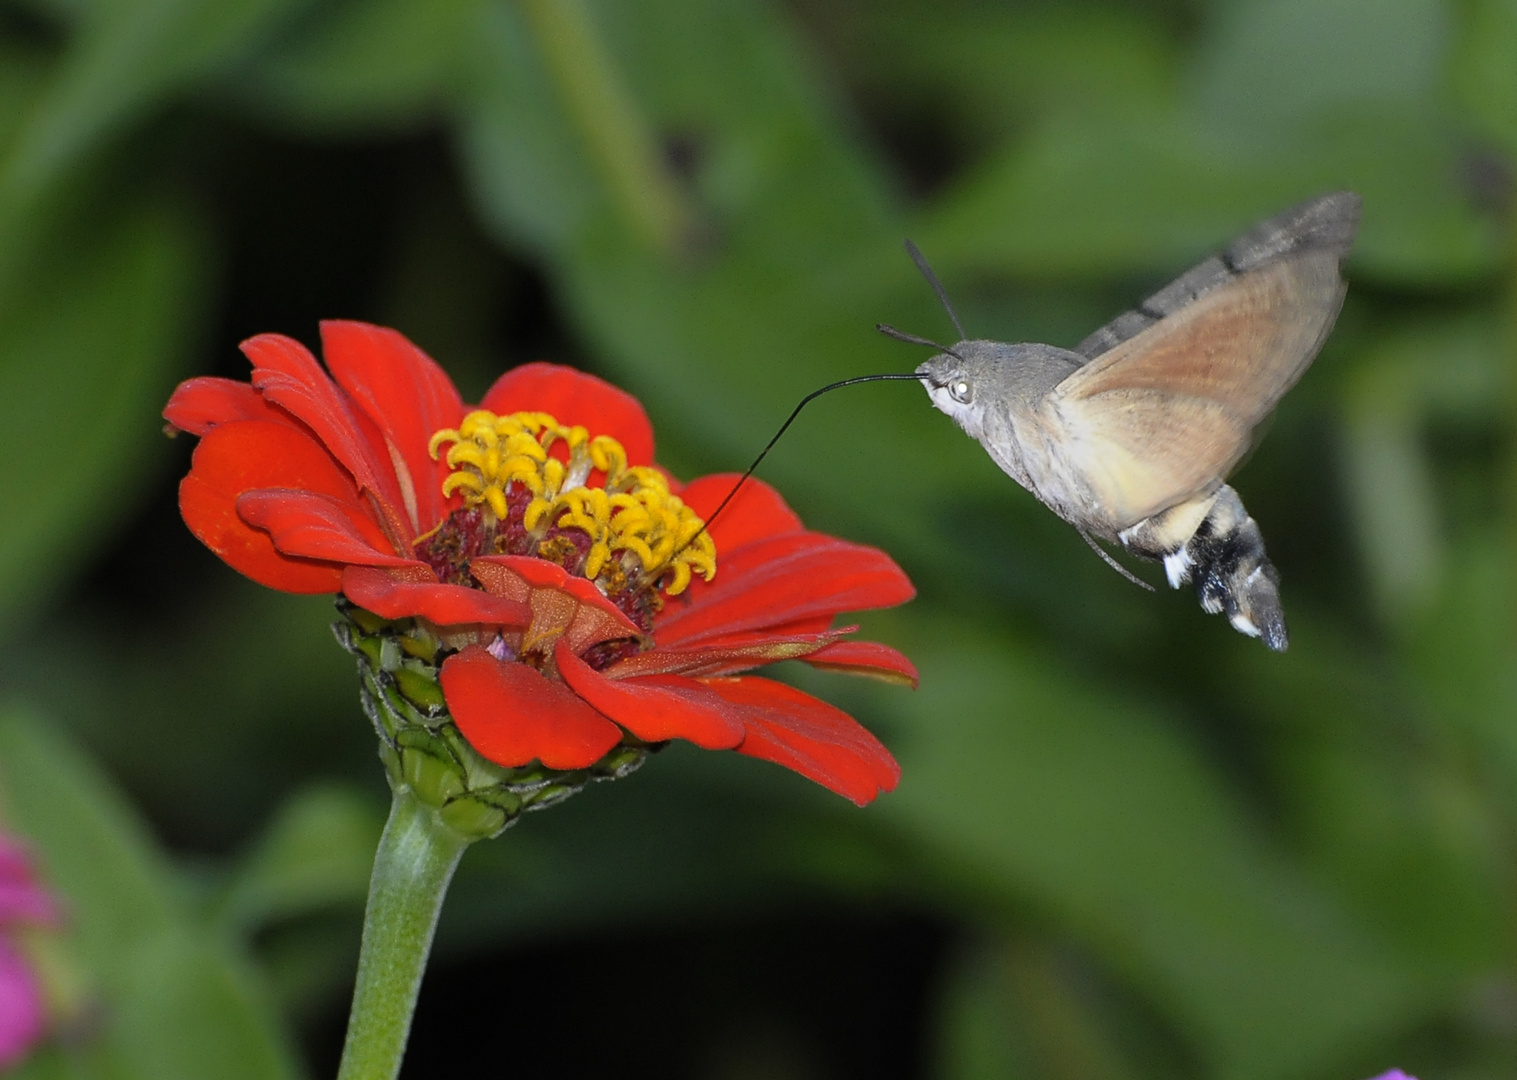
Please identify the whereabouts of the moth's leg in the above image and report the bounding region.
[1075,528,1155,591]
[1118,486,1288,650]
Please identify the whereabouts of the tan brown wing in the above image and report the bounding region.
[1039,250,1345,528]
[1073,191,1361,360]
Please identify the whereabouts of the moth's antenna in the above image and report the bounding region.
[680,373,922,555]
[903,239,966,341]
[877,323,960,357]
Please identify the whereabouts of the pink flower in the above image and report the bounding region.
[0,835,59,1068]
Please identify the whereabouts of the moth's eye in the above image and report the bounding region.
[950,379,972,404]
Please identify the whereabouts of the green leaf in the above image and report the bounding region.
[0,708,302,1080]
[802,3,1180,143]
[217,783,383,935]
[454,0,603,256]
[879,615,1432,1080]
[1452,0,1517,155]
[913,0,1497,289]
[0,0,306,211]
[931,943,1033,1080]
[379,4,1513,1078]
[932,936,1160,1080]
[1406,532,1517,798]
[452,0,946,552]
[1190,0,1447,130]
[230,0,477,134]
[112,931,298,1080]
[917,111,1501,288]
[0,198,206,619]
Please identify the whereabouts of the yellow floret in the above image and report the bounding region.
[428,409,716,597]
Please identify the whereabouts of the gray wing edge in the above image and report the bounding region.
[1073,191,1362,360]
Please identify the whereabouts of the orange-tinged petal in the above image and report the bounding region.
[441,645,622,769]
[470,555,638,652]
[639,616,842,659]
[803,641,919,687]
[555,640,745,748]
[603,634,846,680]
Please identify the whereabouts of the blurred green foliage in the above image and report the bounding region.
[0,0,1513,1077]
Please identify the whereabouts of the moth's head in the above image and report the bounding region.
[916,341,1002,438]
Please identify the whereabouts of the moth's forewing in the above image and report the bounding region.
[1034,196,1357,530]
[1073,192,1361,361]
[1074,255,1234,359]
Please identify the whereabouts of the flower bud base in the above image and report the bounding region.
[333,600,650,840]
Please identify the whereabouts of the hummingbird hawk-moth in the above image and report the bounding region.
[908,192,1361,650]
[695,193,1358,650]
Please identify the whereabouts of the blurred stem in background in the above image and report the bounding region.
[1510,208,1517,645]
[516,0,696,256]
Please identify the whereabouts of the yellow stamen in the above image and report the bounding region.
[441,472,484,498]
[428,409,716,597]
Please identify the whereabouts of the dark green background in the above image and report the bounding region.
[0,0,1512,1077]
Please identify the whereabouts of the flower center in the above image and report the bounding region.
[419,410,715,631]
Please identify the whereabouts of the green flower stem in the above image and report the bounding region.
[517,0,694,255]
[336,785,473,1080]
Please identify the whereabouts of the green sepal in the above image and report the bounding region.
[393,665,445,711]
[332,599,654,841]
[438,796,512,837]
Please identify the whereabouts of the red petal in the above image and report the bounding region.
[470,555,639,652]
[164,376,294,435]
[479,362,655,465]
[678,474,802,551]
[238,490,418,567]
[656,532,915,647]
[320,321,464,531]
[604,633,846,680]
[679,615,837,649]
[179,419,365,593]
[803,641,918,687]
[181,473,339,593]
[241,333,412,540]
[706,677,900,806]
[342,566,531,627]
[554,641,745,748]
[653,615,838,654]
[441,645,622,769]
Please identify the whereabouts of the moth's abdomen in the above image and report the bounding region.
[1119,486,1288,650]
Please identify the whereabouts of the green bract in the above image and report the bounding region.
[334,601,650,840]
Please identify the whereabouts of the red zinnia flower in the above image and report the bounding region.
[164,322,914,804]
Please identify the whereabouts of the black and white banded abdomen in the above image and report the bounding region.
[1117,486,1288,650]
